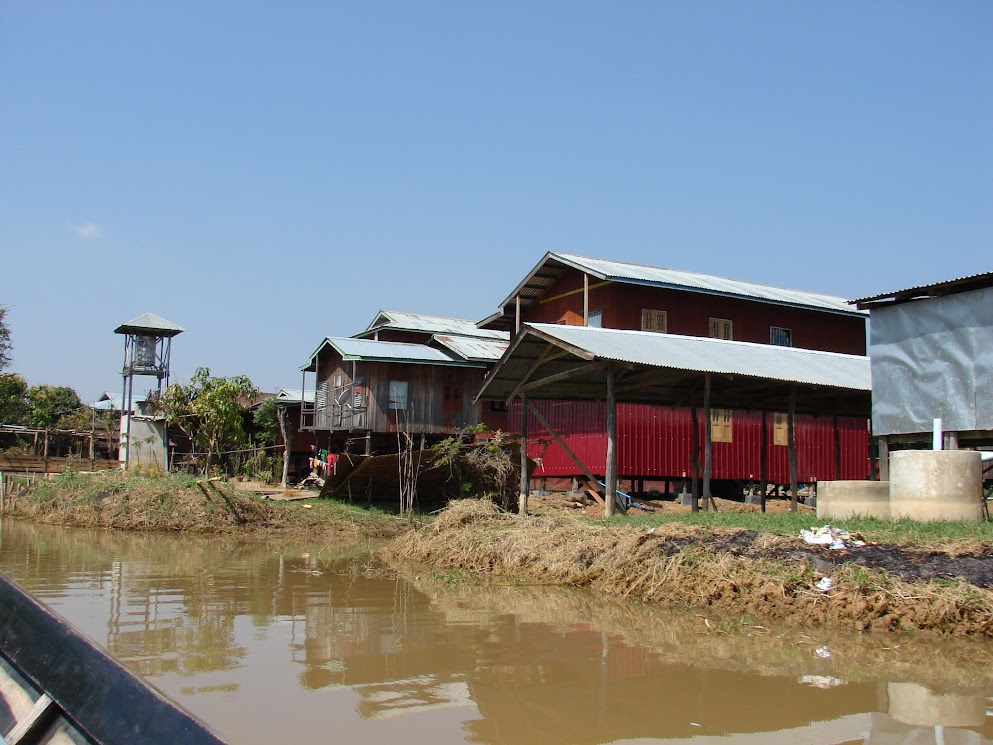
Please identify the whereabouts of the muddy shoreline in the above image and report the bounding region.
[382,500,993,636]
[4,474,993,636]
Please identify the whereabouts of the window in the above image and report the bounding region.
[709,318,733,340]
[710,408,733,443]
[773,413,788,446]
[353,377,366,409]
[586,310,602,328]
[641,309,668,333]
[488,400,509,413]
[388,380,408,410]
[770,327,792,347]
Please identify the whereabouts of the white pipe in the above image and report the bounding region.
[933,418,943,450]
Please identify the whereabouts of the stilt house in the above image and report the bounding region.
[854,271,993,477]
[476,252,872,508]
[300,311,509,454]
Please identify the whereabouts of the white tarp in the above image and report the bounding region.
[870,285,993,436]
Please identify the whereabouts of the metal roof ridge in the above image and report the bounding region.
[549,252,856,306]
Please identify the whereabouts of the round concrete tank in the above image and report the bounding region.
[889,450,982,523]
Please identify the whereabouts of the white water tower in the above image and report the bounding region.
[114,313,184,472]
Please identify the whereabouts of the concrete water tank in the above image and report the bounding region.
[889,450,983,523]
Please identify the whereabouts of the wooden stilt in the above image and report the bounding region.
[878,436,890,481]
[605,364,621,516]
[833,415,841,480]
[690,399,700,512]
[702,373,713,512]
[788,386,798,513]
[519,393,529,515]
[760,410,768,513]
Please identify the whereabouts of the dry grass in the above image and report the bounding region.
[3,471,407,539]
[382,499,993,636]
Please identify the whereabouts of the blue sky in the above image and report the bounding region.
[2,2,991,401]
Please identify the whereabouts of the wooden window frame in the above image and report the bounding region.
[709,408,733,443]
[388,380,408,410]
[641,309,668,333]
[709,318,733,340]
[772,412,788,446]
[770,327,792,347]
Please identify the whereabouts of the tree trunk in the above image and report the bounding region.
[277,405,291,487]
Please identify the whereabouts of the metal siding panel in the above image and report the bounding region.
[513,402,869,484]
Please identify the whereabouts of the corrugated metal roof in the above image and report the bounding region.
[363,310,508,339]
[553,253,861,314]
[276,389,315,403]
[114,313,185,336]
[432,335,509,362]
[302,336,486,369]
[481,252,864,330]
[525,324,871,390]
[853,270,993,309]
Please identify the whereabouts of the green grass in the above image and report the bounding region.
[594,510,993,544]
[275,497,412,526]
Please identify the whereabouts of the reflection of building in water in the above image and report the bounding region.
[463,619,881,745]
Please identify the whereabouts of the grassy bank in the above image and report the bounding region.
[382,499,993,636]
[2,470,408,540]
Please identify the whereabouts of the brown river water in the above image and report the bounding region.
[1,518,992,745]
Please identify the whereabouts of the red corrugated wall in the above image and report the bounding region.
[512,401,869,484]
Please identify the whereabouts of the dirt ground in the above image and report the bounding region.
[527,491,993,589]
[528,491,815,516]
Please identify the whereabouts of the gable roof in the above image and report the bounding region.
[360,310,508,340]
[853,270,993,310]
[301,336,487,371]
[480,252,864,330]
[477,324,870,417]
[430,334,509,362]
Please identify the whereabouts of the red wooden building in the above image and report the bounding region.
[477,252,871,499]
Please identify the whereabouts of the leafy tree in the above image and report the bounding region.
[252,396,293,486]
[253,397,280,445]
[0,306,11,372]
[157,367,258,473]
[0,373,29,425]
[27,384,82,429]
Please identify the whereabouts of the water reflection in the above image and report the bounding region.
[1,518,991,745]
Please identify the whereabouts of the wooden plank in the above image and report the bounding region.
[580,478,606,506]
[5,693,57,745]
[521,360,608,395]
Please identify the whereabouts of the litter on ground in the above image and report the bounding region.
[800,525,867,550]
